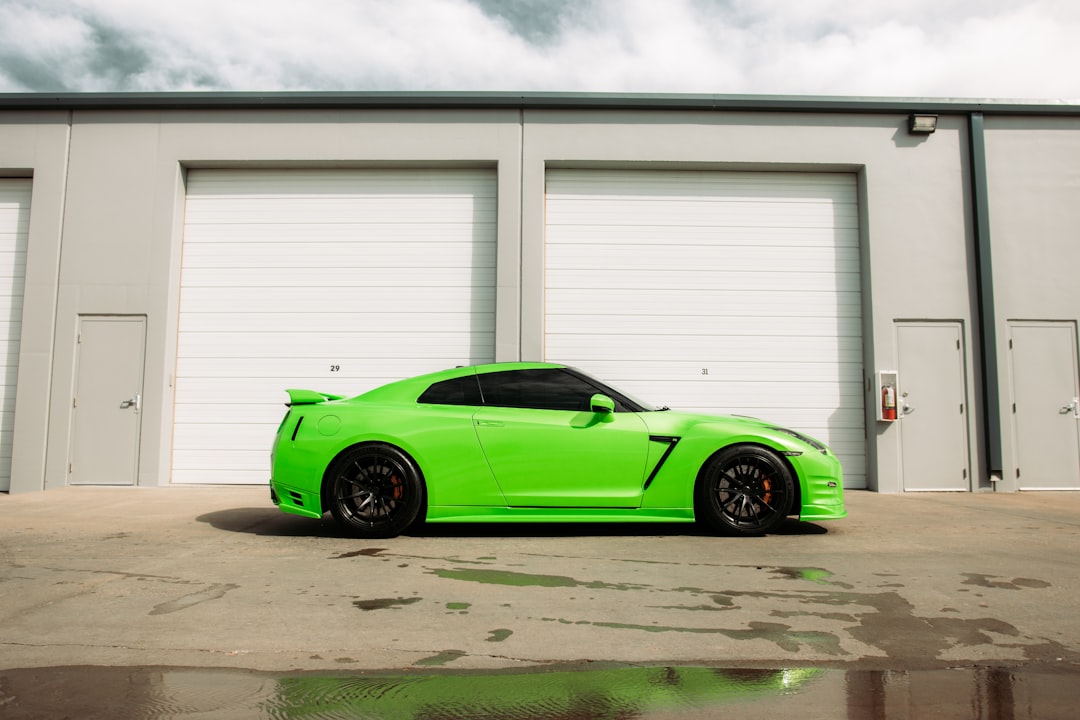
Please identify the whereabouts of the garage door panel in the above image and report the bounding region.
[0,278,25,298]
[175,378,372,405]
[174,402,289,424]
[0,217,28,236]
[547,289,861,317]
[179,311,494,334]
[171,468,269,485]
[545,169,866,488]
[549,172,856,196]
[183,223,491,244]
[180,266,487,288]
[187,167,490,191]
[566,360,865,385]
[186,197,496,224]
[546,314,859,337]
[547,244,860,273]
[0,261,26,279]
[178,331,493,359]
[174,422,279,448]
[174,379,300,405]
[548,334,864,362]
[178,285,495,314]
[547,269,860,293]
[686,381,865,406]
[547,204,857,230]
[175,169,496,485]
[616,383,864,422]
[172,449,272,471]
[549,225,859,248]
[175,357,463,381]
[182,241,495,268]
[0,297,24,315]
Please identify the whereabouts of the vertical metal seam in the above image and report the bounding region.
[519,107,525,361]
[968,112,1003,475]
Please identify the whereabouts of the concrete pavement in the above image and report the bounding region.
[2,486,1079,673]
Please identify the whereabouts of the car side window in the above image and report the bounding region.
[477,369,601,411]
[417,375,483,406]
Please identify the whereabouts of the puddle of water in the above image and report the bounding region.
[1,664,1077,719]
[430,567,644,589]
[352,596,422,611]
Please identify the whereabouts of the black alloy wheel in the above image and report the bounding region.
[695,444,794,536]
[327,444,424,538]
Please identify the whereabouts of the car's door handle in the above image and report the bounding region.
[475,419,504,427]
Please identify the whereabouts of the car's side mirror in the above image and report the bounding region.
[590,394,615,414]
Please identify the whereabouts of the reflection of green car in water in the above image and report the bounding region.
[264,666,822,718]
[271,362,846,538]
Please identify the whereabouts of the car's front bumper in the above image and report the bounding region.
[792,450,847,522]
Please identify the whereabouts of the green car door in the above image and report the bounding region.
[471,368,651,507]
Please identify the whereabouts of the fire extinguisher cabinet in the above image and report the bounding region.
[878,371,899,422]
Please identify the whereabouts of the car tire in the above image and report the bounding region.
[695,444,794,536]
[326,443,425,539]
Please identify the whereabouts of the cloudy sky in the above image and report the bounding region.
[0,0,1076,100]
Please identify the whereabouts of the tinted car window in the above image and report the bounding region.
[417,375,483,406]
[477,368,603,411]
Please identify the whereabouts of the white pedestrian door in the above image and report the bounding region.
[70,316,146,485]
[897,322,970,491]
[1009,321,1080,490]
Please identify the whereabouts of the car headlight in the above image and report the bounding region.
[770,426,829,454]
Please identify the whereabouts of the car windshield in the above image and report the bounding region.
[563,367,665,412]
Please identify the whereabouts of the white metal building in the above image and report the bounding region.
[1,92,1079,495]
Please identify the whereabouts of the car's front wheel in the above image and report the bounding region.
[695,444,794,536]
[326,443,425,538]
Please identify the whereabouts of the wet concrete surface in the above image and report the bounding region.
[3,663,1080,718]
[2,487,1080,716]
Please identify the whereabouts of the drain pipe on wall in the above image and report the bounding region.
[968,112,1003,483]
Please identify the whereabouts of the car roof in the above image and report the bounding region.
[352,361,568,402]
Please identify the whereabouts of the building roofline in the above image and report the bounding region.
[1,91,1078,116]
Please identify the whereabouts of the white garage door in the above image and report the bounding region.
[176,168,497,484]
[0,180,28,492]
[545,169,866,488]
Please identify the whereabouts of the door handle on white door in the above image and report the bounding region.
[1062,398,1080,418]
[120,393,142,412]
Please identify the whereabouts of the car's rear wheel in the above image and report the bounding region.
[695,444,794,536]
[326,443,425,538]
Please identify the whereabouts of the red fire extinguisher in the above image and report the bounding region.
[881,384,897,420]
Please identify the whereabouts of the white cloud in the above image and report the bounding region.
[0,0,1077,99]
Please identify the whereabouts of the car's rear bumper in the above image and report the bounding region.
[269,479,323,519]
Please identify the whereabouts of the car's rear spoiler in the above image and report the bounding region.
[285,389,345,406]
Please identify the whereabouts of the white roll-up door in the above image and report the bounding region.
[176,168,497,484]
[0,180,28,492]
[545,169,866,488]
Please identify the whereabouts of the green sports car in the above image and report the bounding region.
[270,362,846,538]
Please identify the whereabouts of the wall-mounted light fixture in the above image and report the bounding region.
[908,114,938,134]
